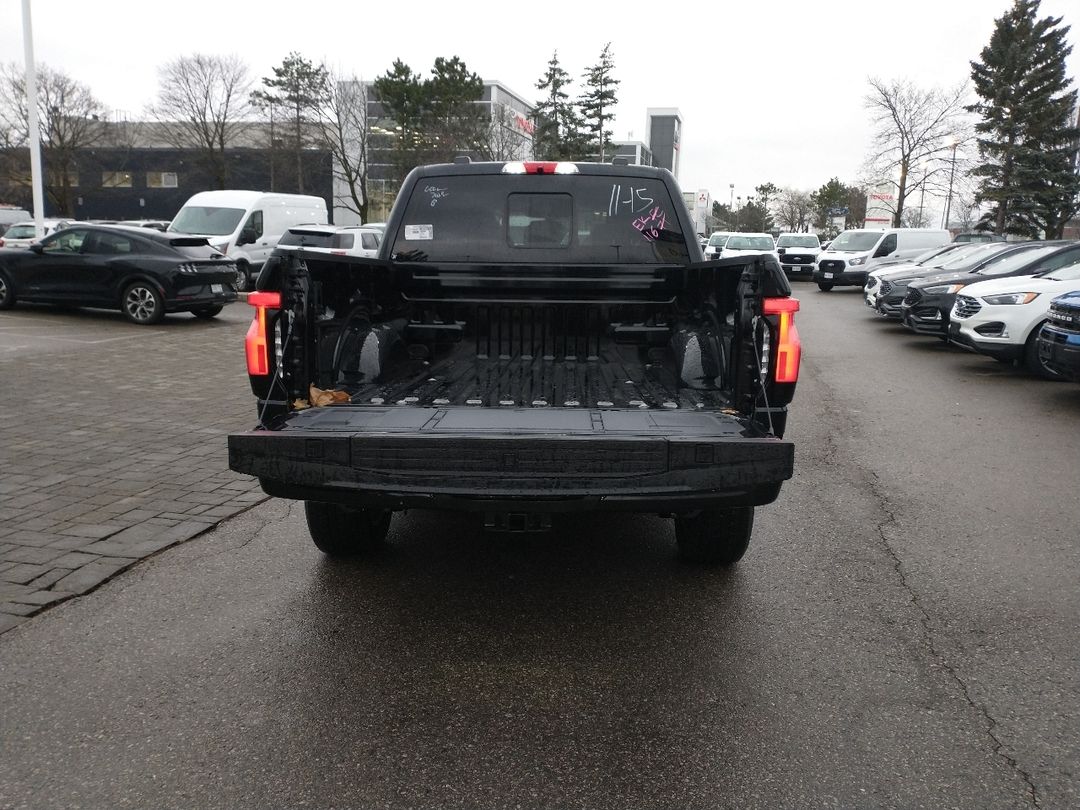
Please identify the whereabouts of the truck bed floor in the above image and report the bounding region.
[346,346,731,411]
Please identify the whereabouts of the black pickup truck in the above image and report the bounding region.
[228,160,801,564]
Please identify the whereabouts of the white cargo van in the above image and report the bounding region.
[813,227,950,291]
[168,190,327,289]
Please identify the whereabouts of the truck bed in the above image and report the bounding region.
[342,343,731,411]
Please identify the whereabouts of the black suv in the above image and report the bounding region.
[0,224,239,324]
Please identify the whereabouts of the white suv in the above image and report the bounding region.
[950,248,1080,378]
[276,225,382,259]
[0,219,78,248]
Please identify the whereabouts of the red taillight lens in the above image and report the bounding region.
[244,291,280,376]
[523,161,559,174]
[247,291,281,308]
[764,297,801,383]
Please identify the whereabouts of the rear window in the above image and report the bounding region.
[4,224,36,239]
[168,238,221,259]
[390,174,690,264]
[279,230,337,248]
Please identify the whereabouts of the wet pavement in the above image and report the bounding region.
[0,304,264,632]
[1,288,1078,807]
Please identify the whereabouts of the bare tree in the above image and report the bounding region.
[0,62,106,216]
[311,73,371,223]
[148,54,252,189]
[863,77,968,227]
[477,105,530,162]
[774,189,814,232]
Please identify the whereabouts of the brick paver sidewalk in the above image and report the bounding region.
[0,307,267,633]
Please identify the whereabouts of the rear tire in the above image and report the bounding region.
[675,507,754,565]
[121,281,164,324]
[818,283,833,292]
[0,270,14,309]
[305,501,392,557]
[237,261,253,291]
[192,305,223,319]
[1024,322,1062,380]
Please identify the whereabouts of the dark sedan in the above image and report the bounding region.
[902,242,1080,337]
[875,242,1025,318]
[0,225,240,324]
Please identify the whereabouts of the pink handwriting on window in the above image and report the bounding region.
[632,207,668,242]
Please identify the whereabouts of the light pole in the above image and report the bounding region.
[942,139,958,231]
[728,183,734,228]
[736,196,741,230]
[21,0,44,238]
[917,162,929,227]
[746,196,755,231]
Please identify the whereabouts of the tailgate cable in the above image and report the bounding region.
[256,313,294,429]
[751,313,775,436]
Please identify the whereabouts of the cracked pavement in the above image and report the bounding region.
[0,289,1077,807]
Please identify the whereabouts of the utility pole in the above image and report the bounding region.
[21,0,44,238]
[943,140,958,231]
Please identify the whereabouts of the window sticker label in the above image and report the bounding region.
[404,224,434,241]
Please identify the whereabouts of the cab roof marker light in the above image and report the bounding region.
[502,162,527,174]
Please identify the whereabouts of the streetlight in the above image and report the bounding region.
[917,161,929,227]
[736,196,741,230]
[729,183,734,228]
[942,138,959,231]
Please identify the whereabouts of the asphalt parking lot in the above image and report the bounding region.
[1,286,1078,807]
[0,302,264,632]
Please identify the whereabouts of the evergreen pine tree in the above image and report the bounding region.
[254,52,328,195]
[969,0,1080,237]
[532,52,572,160]
[578,43,620,162]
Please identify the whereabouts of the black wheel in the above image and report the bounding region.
[818,283,834,292]
[1024,323,1062,380]
[0,270,14,309]
[192,305,224,319]
[675,507,754,565]
[304,501,392,557]
[121,281,164,324]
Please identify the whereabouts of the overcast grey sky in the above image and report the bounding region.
[2,0,1077,209]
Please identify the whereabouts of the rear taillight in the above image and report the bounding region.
[764,297,801,383]
[245,291,281,376]
[0,238,5,247]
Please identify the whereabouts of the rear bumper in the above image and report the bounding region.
[166,284,237,312]
[228,406,794,513]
